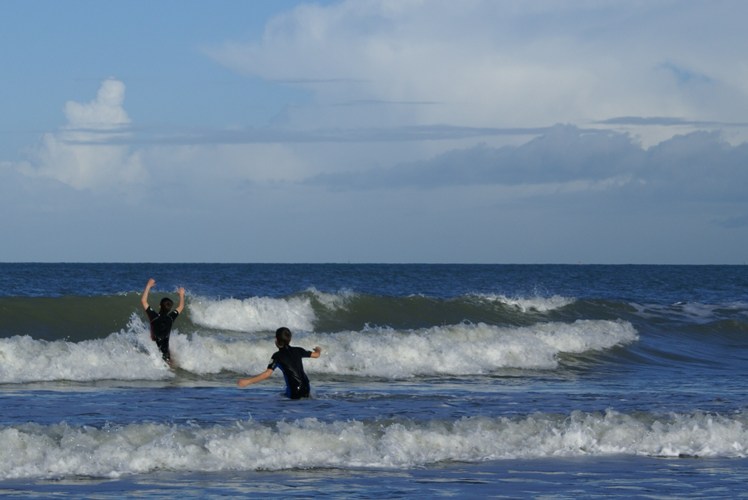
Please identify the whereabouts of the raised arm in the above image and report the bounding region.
[176,287,186,314]
[237,368,273,388]
[141,278,156,310]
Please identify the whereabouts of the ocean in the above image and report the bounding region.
[0,263,746,498]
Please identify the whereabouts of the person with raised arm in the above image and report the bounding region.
[238,327,322,399]
[141,278,185,366]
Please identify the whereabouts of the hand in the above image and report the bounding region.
[177,287,185,296]
[141,278,156,310]
[313,346,322,354]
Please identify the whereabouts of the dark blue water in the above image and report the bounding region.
[0,264,746,498]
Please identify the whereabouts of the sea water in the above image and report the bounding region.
[0,263,746,498]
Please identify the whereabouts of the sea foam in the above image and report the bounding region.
[0,318,638,381]
[310,320,637,377]
[1,410,745,480]
[189,295,316,333]
[0,316,171,383]
[478,294,575,312]
[168,319,638,377]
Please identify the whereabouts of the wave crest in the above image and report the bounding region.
[0,319,637,381]
[1,410,744,479]
[189,295,316,333]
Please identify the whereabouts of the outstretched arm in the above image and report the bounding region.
[141,278,156,310]
[176,287,186,314]
[311,346,322,359]
[237,368,273,388]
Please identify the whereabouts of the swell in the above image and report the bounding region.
[308,291,578,332]
[0,291,579,340]
[2,292,745,377]
[0,295,138,341]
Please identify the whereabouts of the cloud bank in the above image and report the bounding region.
[308,125,748,204]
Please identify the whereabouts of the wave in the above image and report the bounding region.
[189,295,317,333]
[632,301,748,325]
[0,290,578,341]
[309,320,636,378]
[1,409,745,480]
[188,289,577,333]
[476,293,575,312]
[0,317,637,383]
[0,317,172,383]
[7,289,744,344]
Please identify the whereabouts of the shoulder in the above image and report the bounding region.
[293,346,312,357]
[145,307,158,320]
[268,351,282,368]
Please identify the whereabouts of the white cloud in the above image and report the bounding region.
[18,78,145,191]
[3,2,747,264]
[205,0,748,145]
[64,79,130,129]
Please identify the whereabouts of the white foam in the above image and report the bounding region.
[175,319,637,377]
[0,316,171,383]
[478,294,575,312]
[634,300,748,324]
[307,287,356,310]
[1,410,744,479]
[169,331,277,374]
[189,296,316,333]
[0,319,637,380]
[311,320,637,377]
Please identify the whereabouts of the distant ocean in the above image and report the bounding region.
[1,263,746,498]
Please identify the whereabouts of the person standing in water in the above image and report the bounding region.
[238,327,322,399]
[141,278,185,366]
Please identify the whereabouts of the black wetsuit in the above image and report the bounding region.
[268,346,313,399]
[146,307,179,362]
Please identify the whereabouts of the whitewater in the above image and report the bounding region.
[1,263,746,498]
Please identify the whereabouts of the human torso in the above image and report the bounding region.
[269,346,311,398]
[146,307,179,339]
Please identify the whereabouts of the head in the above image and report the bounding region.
[275,327,292,349]
[159,297,174,314]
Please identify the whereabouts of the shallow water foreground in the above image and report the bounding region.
[2,456,748,498]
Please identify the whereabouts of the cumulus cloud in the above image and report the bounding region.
[64,79,130,129]
[17,78,145,191]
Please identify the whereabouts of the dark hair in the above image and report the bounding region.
[275,327,292,348]
[159,297,174,312]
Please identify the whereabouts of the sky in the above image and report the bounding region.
[1,0,747,264]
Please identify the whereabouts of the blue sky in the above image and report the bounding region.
[1,0,747,264]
